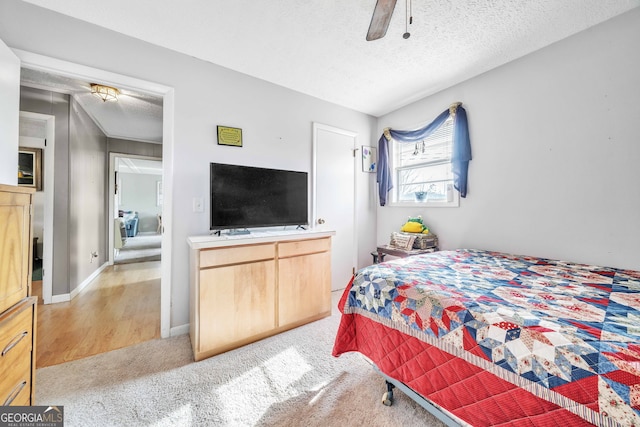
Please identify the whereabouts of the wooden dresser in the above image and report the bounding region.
[0,184,37,406]
[188,230,334,361]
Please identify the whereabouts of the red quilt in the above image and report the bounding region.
[333,250,640,427]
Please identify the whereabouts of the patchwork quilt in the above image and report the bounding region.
[333,249,640,426]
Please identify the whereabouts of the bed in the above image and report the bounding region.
[332,249,640,426]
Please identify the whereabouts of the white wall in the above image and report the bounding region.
[0,38,20,185]
[120,172,162,233]
[0,0,378,330]
[376,8,640,271]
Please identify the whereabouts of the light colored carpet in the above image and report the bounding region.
[115,232,161,264]
[35,291,446,427]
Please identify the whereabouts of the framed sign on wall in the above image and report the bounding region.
[217,126,243,147]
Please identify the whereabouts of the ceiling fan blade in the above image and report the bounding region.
[366,0,398,41]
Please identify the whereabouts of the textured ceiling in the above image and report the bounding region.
[19,0,640,141]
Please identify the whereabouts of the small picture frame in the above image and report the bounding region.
[18,147,43,191]
[362,146,377,173]
[217,126,243,147]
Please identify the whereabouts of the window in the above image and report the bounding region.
[390,117,458,206]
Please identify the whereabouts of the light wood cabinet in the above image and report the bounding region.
[0,184,36,405]
[189,232,333,361]
[0,297,37,406]
[198,248,276,353]
[0,185,33,314]
[278,239,331,327]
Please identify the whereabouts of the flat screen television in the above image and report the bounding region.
[210,163,309,232]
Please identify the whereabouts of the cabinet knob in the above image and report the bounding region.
[317,218,325,225]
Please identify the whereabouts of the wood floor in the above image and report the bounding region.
[32,261,161,368]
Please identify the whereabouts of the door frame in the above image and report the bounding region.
[14,49,175,338]
[108,153,162,265]
[19,112,55,304]
[312,122,358,288]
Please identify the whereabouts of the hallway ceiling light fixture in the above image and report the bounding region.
[90,83,120,102]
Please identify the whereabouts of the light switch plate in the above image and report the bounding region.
[193,197,204,213]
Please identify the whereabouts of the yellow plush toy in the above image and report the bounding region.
[400,216,430,234]
[401,221,424,233]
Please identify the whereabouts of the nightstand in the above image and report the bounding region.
[374,245,438,263]
[370,251,386,264]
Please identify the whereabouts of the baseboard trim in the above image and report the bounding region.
[170,324,189,337]
[51,293,70,304]
[70,262,109,300]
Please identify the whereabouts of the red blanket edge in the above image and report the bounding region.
[331,283,594,426]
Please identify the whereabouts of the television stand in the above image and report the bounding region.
[187,230,335,361]
[226,228,251,236]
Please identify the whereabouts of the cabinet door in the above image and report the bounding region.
[198,260,276,353]
[278,251,331,327]
[0,191,31,314]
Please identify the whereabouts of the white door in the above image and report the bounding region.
[313,123,357,291]
[0,37,21,185]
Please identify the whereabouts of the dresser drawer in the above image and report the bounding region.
[0,299,34,405]
[278,238,331,258]
[0,354,31,406]
[0,303,33,376]
[200,244,275,268]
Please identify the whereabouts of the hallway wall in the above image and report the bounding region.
[20,86,71,296]
[68,97,108,289]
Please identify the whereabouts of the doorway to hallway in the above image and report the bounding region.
[111,155,163,265]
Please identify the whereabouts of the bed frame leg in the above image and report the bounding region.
[382,380,395,406]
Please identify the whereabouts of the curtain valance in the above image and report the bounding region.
[376,103,471,206]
